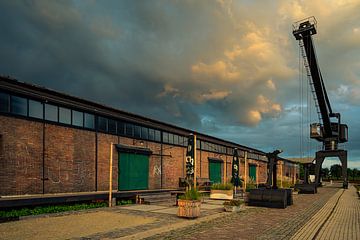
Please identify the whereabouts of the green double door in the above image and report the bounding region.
[209,161,222,184]
[249,164,257,181]
[118,153,149,191]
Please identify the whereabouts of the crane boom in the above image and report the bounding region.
[292,16,348,189]
[292,17,348,150]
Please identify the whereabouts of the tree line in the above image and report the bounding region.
[321,164,360,181]
[299,164,360,181]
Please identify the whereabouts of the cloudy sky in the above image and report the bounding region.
[1,0,359,168]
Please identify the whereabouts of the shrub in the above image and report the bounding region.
[117,200,133,206]
[179,188,201,200]
[276,180,295,189]
[223,199,243,206]
[0,202,107,218]
[211,182,234,190]
[245,177,257,192]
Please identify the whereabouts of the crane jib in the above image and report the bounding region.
[292,17,348,148]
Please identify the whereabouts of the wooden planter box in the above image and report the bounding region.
[210,189,233,200]
[177,199,201,218]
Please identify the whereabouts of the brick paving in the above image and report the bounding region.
[291,185,360,240]
[2,183,358,240]
[144,185,340,240]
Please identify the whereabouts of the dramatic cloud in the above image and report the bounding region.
[0,0,359,166]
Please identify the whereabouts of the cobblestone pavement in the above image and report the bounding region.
[145,185,340,240]
[2,183,356,240]
[291,184,360,240]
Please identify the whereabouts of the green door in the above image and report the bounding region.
[118,153,149,190]
[249,164,257,182]
[209,161,222,184]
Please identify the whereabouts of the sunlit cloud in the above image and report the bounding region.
[0,0,359,163]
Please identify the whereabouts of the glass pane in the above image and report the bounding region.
[134,125,141,138]
[196,140,200,149]
[11,96,27,116]
[148,128,155,141]
[0,92,9,112]
[125,123,133,136]
[98,116,108,131]
[168,133,174,144]
[173,134,178,145]
[45,104,58,122]
[179,136,184,146]
[141,127,148,140]
[108,119,117,134]
[59,107,71,124]
[163,132,169,143]
[72,110,83,127]
[29,100,43,119]
[155,130,161,142]
[84,113,95,129]
[117,121,125,135]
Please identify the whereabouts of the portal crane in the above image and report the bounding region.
[293,17,348,189]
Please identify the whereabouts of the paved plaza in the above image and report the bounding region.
[0,183,358,240]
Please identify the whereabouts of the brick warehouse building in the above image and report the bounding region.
[0,77,299,196]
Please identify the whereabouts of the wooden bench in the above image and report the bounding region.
[179,178,212,191]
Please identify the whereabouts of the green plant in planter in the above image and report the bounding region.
[211,182,234,190]
[276,180,294,189]
[223,199,243,206]
[179,188,201,201]
[245,177,257,192]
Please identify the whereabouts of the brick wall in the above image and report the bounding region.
[97,133,118,191]
[162,144,185,189]
[0,115,299,196]
[44,124,96,193]
[0,116,43,195]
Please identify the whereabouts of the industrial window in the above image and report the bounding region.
[239,151,245,158]
[0,92,9,112]
[162,132,169,143]
[59,107,71,124]
[196,140,201,149]
[202,141,207,150]
[84,113,95,129]
[117,121,125,135]
[45,104,58,122]
[108,119,117,134]
[174,134,179,145]
[148,128,155,141]
[98,116,108,132]
[134,125,141,138]
[154,130,161,142]
[72,110,83,127]
[141,127,148,140]
[28,100,43,119]
[11,96,27,116]
[180,136,185,145]
[168,133,174,144]
[125,123,133,136]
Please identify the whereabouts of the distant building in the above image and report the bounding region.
[0,76,299,196]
